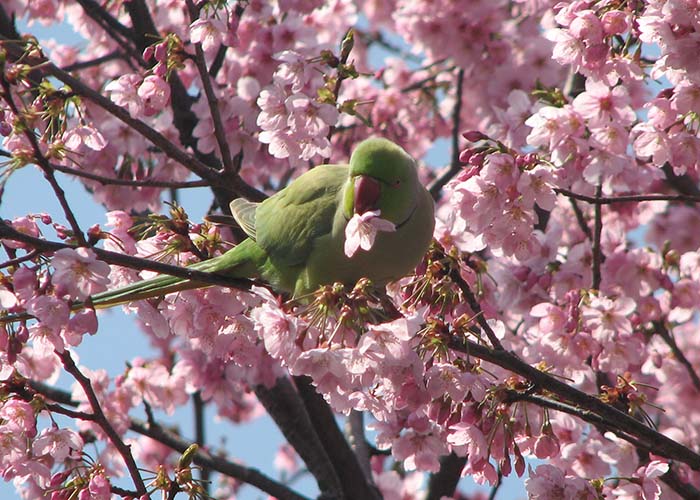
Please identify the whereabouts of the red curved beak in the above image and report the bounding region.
[354,175,381,215]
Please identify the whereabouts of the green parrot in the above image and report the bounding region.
[48,138,435,308]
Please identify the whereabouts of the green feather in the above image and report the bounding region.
[65,138,435,308]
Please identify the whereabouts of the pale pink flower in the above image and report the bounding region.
[252,302,299,360]
[344,210,396,258]
[26,295,70,332]
[63,124,107,152]
[545,28,585,70]
[32,427,83,461]
[274,50,319,93]
[52,247,111,300]
[572,79,636,126]
[582,295,635,342]
[0,399,36,434]
[137,75,171,116]
[612,460,669,500]
[391,429,447,472]
[104,74,143,116]
[273,444,299,475]
[525,105,584,152]
[526,464,597,499]
[189,17,228,53]
[83,473,110,500]
[632,123,670,166]
[0,286,18,309]
[517,165,557,210]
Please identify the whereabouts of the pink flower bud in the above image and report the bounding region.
[154,42,167,62]
[142,45,154,61]
[462,130,487,142]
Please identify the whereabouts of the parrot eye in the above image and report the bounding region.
[393,179,402,187]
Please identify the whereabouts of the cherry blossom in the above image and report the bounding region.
[2,0,700,499]
[51,247,111,301]
[344,209,397,257]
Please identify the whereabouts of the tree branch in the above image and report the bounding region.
[428,67,464,200]
[591,183,603,290]
[556,188,700,205]
[51,162,209,189]
[294,375,381,500]
[0,79,87,246]
[185,0,236,175]
[449,338,700,469]
[254,378,343,498]
[654,321,700,393]
[27,381,311,500]
[58,350,147,496]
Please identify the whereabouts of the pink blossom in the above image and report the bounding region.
[344,210,396,258]
[26,295,70,332]
[84,473,111,500]
[526,464,597,499]
[32,427,83,461]
[137,75,171,116]
[252,301,299,360]
[63,124,107,152]
[104,74,143,116]
[274,50,318,93]
[572,79,636,126]
[0,399,36,435]
[189,17,228,53]
[612,460,669,500]
[582,295,635,343]
[391,429,447,472]
[525,105,584,153]
[4,216,40,250]
[52,247,111,301]
[516,165,557,210]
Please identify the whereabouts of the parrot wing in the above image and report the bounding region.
[229,197,259,239]
[255,165,348,268]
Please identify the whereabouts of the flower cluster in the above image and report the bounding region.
[4,0,700,499]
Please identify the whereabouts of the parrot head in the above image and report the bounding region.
[344,138,420,225]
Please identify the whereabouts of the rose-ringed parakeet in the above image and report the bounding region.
[67,137,435,308]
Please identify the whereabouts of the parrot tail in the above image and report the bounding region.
[0,240,262,325]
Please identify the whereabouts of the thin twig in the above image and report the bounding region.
[449,338,700,469]
[0,79,87,246]
[186,0,235,175]
[488,469,503,500]
[556,188,700,205]
[28,381,310,500]
[401,63,457,93]
[58,350,147,496]
[449,265,504,350]
[568,197,593,240]
[51,162,209,189]
[591,183,603,290]
[62,51,125,72]
[428,68,464,200]
[0,249,41,269]
[74,0,143,64]
[654,321,700,392]
[192,392,210,495]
